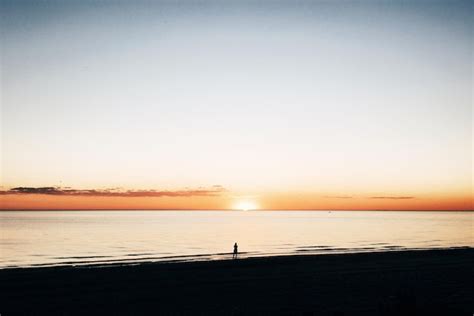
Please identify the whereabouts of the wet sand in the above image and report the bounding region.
[0,248,472,315]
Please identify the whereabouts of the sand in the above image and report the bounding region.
[0,248,472,315]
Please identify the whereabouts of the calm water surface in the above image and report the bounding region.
[0,211,472,268]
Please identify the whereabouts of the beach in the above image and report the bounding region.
[0,248,472,315]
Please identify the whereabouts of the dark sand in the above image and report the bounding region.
[1,248,472,315]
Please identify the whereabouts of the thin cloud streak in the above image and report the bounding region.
[0,186,227,198]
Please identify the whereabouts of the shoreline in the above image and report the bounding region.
[1,246,471,270]
[1,248,472,315]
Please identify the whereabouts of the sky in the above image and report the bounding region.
[0,0,472,210]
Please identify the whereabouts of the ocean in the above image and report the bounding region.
[1,210,472,268]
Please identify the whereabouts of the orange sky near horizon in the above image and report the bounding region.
[1,190,472,211]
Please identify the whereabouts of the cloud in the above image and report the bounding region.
[0,186,227,198]
[369,196,415,200]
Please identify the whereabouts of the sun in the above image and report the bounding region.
[233,201,259,211]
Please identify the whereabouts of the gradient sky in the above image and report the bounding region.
[1,0,472,210]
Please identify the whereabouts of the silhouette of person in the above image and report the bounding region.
[233,242,238,259]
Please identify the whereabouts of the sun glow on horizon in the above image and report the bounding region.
[233,201,259,211]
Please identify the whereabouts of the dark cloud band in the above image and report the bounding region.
[0,186,226,198]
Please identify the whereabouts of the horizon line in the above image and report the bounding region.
[0,209,472,212]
